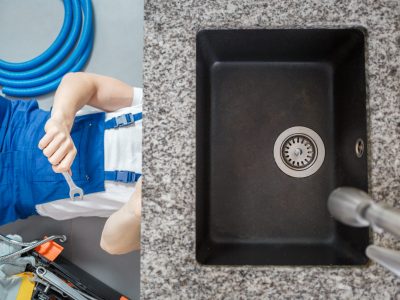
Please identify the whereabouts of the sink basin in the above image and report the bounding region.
[196,29,369,265]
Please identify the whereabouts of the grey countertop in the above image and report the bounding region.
[142,0,400,298]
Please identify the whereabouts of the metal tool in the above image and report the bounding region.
[62,172,84,201]
[0,235,66,262]
[36,267,87,300]
[29,254,113,300]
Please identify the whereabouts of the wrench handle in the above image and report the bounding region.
[62,172,75,189]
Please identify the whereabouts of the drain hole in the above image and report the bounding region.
[273,126,325,178]
[281,134,317,171]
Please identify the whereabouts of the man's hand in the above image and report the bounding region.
[38,117,77,173]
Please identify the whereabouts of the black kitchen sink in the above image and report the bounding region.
[196,29,369,265]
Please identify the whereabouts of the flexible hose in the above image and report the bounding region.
[0,0,94,97]
[0,0,73,72]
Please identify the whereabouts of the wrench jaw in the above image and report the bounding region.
[70,188,84,201]
[63,172,84,201]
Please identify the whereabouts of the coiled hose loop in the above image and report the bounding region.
[0,0,94,97]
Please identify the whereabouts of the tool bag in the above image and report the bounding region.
[0,234,129,300]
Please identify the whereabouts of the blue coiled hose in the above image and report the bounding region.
[0,0,94,97]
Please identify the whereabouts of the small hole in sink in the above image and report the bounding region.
[355,138,364,158]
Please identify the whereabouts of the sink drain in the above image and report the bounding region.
[282,134,317,170]
[274,126,325,178]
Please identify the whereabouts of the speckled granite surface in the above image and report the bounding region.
[141,0,400,298]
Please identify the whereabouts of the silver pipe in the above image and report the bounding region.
[364,204,400,239]
[328,187,400,238]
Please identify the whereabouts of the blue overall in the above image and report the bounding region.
[0,96,141,226]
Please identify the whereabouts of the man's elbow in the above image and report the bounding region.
[61,72,95,89]
[100,236,140,255]
[100,208,141,255]
[61,72,84,83]
[100,238,119,255]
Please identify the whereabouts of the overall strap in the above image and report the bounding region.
[104,171,141,183]
[104,112,142,129]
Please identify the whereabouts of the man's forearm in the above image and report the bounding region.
[51,73,97,131]
[51,72,135,130]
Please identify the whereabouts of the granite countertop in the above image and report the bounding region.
[142,0,400,298]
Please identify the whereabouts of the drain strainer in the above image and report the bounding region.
[282,135,317,170]
[274,126,325,178]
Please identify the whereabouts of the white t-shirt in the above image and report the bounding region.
[35,87,143,220]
